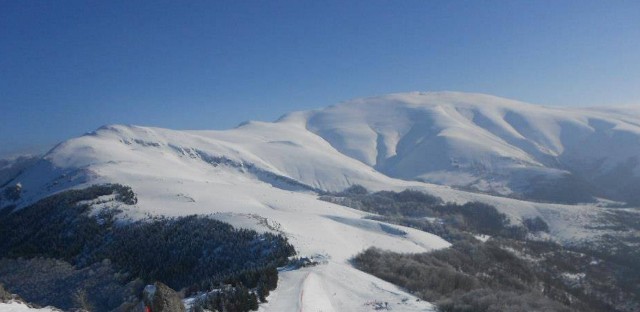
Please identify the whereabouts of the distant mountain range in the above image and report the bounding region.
[292,91,640,204]
[5,91,640,206]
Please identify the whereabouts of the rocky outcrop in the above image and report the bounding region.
[142,282,185,312]
[0,284,12,302]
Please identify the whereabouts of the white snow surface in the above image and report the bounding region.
[284,91,640,194]
[5,91,639,311]
[0,302,59,312]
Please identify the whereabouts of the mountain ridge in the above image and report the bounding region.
[4,91,640,207]
[276,91,640,203]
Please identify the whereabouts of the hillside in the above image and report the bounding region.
[1,92,639,311]
[283,92,640,204]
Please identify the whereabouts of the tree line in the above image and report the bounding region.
[0,184,296,312]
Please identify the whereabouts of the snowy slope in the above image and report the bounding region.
[3,91,639,311]
[0,155,39,187]
[3,123,606,244]
[9,92,640,204]
[1,124,451,311]
[282,92,640,201]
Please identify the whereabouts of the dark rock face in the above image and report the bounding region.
[142,282,185,312]
[0,284,13,302]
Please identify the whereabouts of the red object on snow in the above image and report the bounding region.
[145,306,151,312]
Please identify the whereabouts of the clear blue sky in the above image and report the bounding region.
[1,0,639,157]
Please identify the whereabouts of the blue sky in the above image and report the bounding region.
[1,0,639,157]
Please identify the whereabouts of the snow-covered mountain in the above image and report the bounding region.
[289,91,640,203]
[2,91,640,311]
[8,91,640,205]
[3,91,639,244]
[0,155,39,188]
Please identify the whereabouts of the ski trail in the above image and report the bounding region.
[299,272,335,312]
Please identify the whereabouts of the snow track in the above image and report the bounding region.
[263,263,436,312]
[299,272,334,312]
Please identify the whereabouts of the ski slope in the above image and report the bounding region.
[263,264,438,312]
